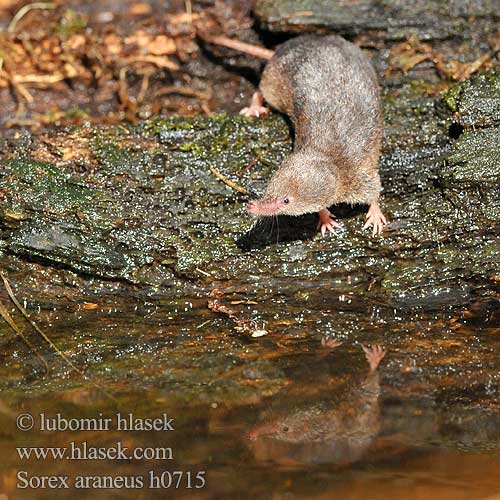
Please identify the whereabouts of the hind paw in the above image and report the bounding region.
[239,91,269,118]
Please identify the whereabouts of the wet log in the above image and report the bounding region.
[253,0,500,41]
[0,69,499,304]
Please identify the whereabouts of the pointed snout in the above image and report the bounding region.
[246,198,283,216]
[247,422,279,440]
[247,201,257,212]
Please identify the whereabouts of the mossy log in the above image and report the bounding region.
[0,70,499,305]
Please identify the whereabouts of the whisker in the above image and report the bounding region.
[255,215,273,243]
[255,215,266,229]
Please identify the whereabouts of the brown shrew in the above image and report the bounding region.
[235,34,388,236]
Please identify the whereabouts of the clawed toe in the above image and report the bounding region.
[321,338,342,349]
[240,91,269,118]
[320,222,339,236]
[364,202,388,236]
[318,208,341,237]
[364,218,384,236]
[239,106,269,118]
[362,344,386,371]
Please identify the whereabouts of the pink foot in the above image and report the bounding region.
[363,201,387,236]
[239,91,269,117]
[321,338,343,349]
[318,208,342,236]
[362,345,386,372]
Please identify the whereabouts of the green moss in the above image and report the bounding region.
[441,83,464,112]
[441,67,500,126]
[0,159,95,213]
[445,128,500,184]
[0,106,498,295]
[56,8,87,39]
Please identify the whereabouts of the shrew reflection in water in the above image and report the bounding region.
[237,203,367,250]
[245,344,386,466]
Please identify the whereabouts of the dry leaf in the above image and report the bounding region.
[129,3,152,15]
[148,35,176,55]
[169,12,200,24]
[82,302,99,310]
[104,34,123,55]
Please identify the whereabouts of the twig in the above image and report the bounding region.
[1,273,83,375]
[8,2,56,33]
[0,273,116,401]
[198,32,274,61]
[118,67,136,113]
[1,68,34,102]
[155,85,211,100]
[195,267,212,277]
[124,55,179,70]
[196,319,211,329]
[241,153,261,175]
[0,300,49,373]
[184,0,193,24]
[12,72,65,85]
[136,69,153,104]
[207,289,267,336]
[6,116,39,129]
[201,102,212,116]
[209,166,249,195]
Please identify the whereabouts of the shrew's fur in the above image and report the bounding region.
[254,34,382,215]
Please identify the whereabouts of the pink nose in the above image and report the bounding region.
[247,202,256,211]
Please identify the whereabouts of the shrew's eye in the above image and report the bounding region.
[283,198,289,204]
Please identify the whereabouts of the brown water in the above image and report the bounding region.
[0,292,499,499]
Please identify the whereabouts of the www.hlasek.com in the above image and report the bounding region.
[15,412,206,490]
